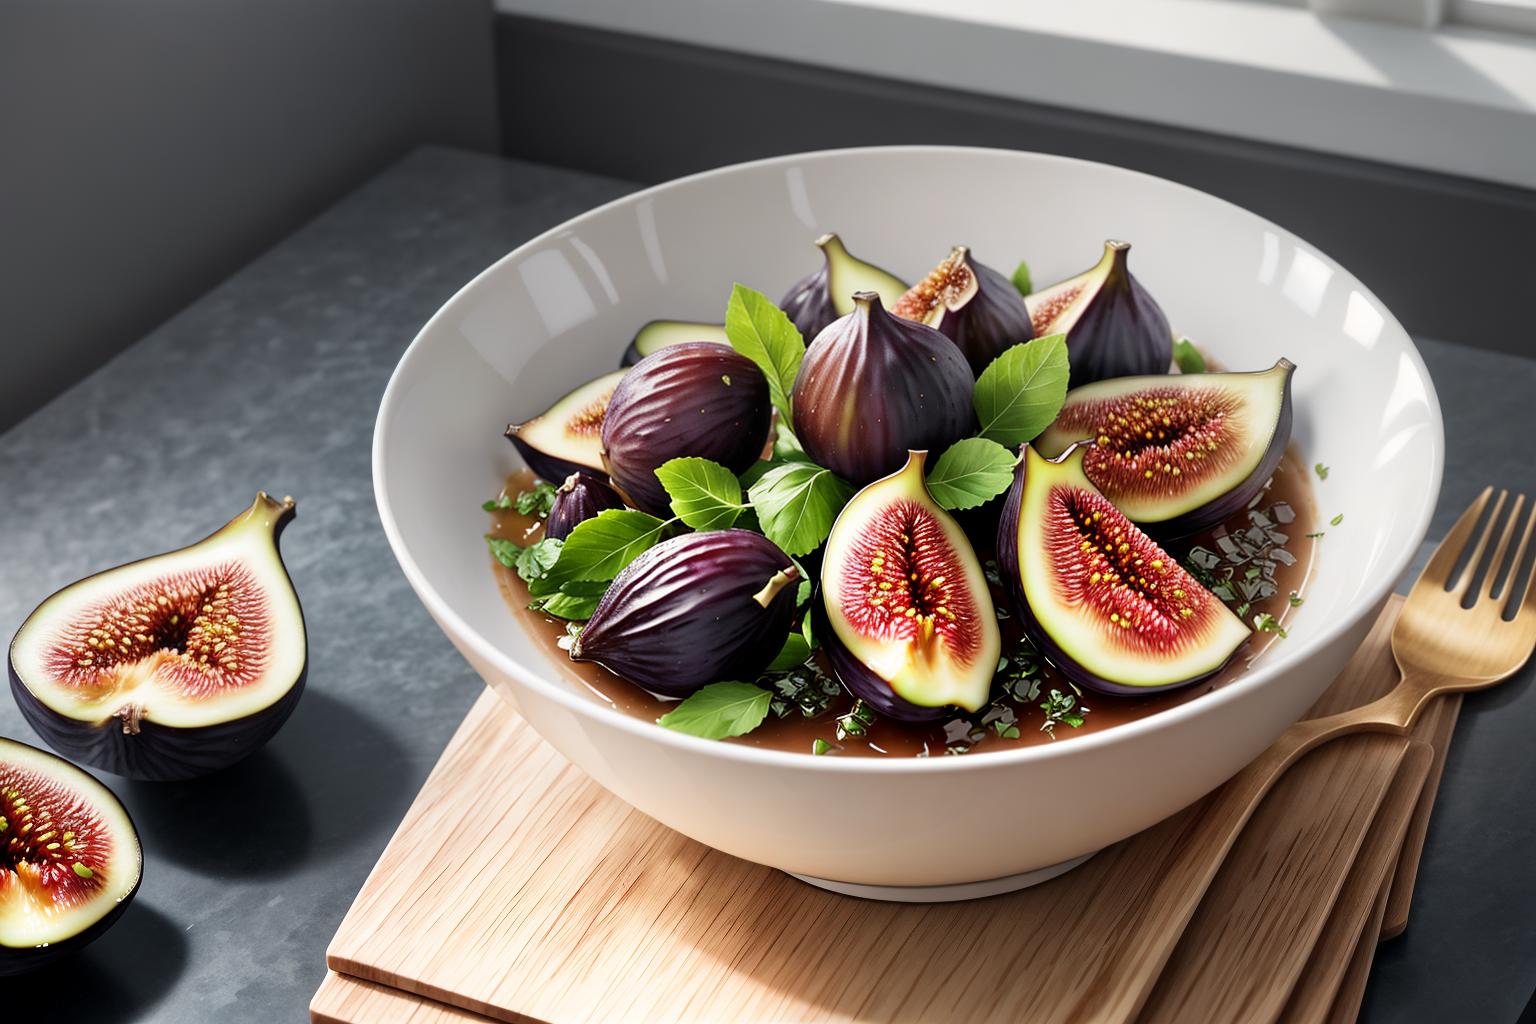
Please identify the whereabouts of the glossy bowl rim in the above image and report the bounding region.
[372,144,1444,774]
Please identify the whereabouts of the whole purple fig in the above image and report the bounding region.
[600,343,772,516]
[791,292,974,487]
[569,530,799,697]
[546,472,627,540]
[1025,240,1172,386]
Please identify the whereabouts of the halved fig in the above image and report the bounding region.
[1025,241,1172,386]
[792,292,975,486]
[570,530,798,697]
[779,233,908,341]
[997,444,1249,694]
[9,494,307,781]
[1035,360,1295,536]
[505,370,626,483]
[890,246,1034,376]
[621,319,729,367]
[601,343,772,516]
[0,737,141,975]
[820,451,1000,720]
[545,472,627,541]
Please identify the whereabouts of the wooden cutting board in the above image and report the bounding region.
[318,596,1458,1023]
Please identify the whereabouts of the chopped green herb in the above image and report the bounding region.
[515,481,559,518]
[1234,602,1251,618]
[812,738,837,756]
[485,535,523,568]
[767,664,841,718]
[1010,259,1032,297]
[657,681,773,740]
[1253,613,1289,638]
[836,699,876,741]
[1040,688,1087,734]
[1289,592,1304,608]
[1330,513,1344,526]
[1306,531,1326,539]
[1244,567,1262,580]
[1314,463,1330,481]
[482,494,515,512]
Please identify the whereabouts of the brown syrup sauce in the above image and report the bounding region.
[488,446,1317,759]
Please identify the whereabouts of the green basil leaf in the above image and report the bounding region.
[772,423,808,462]
[657,681,773,739]
[654,457,747,531]
[725,283,805,426]
[766,633,812,672]
[1173,337,1206,375]
[549,509,670,583]
[1010,259,1032,297]
[530,589,602,621]
[514,537,564,583]
[801,609,816,650]
[747,462,854,558]
[485,536,522,568]
[515,480,559,518]
[925,438,1019,511]
[974,334,1070,446]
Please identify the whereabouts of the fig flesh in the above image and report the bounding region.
[997,444,1248,694]
[1036,360,1295,536]
[779,233,908,342]
[600,343,772,516]
[545,472,627,541]
[506,370,625,483]
[569,530,799,697]
[1025,241,1172,386]
[621,319,729,367]
[791,292,975,487]
[9,494,307,781]
[0,737,141,975]
[820,451,1000,720]
[890,246,1034,376]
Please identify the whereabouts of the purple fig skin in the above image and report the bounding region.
[899,249,1034,377]
[812,603,951,723]
[1060,245,1172,387]
[1138,363,1294,540]
[995,445,1237,696]
[600,344,772,517]
[546,472,627,541]
[505,432,606,486]
[569,530,799,698]
[780,260,839,342]
[792,293,975,487]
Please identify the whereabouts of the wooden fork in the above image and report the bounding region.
[1091,487,1536,1022]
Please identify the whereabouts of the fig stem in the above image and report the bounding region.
[752,566,800,609]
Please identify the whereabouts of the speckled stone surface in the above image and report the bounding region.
[0,147,1531,1021]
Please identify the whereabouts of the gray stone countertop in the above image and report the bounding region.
[1,147,1531,1022]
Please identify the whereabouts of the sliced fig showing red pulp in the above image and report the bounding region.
[1025,240,1172,386]
[890,246,1033,376]
[998,445,1248,694]
[9,494,307,781]
[820,451,1000,720]
[505,370,625,482]
[0,737,141,974]
[1036,360,1295,536]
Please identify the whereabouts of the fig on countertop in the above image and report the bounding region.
[1026,241,1172,386]
[569,530,799,697]
[9,494,307,781]
[622,320,729,367]
[600,343,773,516]
[506,370,626,482]
[779,233,908,341]
[1035,360,1295,536]
[997,444,1249,695]
[890,246,1034,376]
[791,292,975,487]
[819,451,1000,721]
[545,472,628,541]
[0,737,142,975]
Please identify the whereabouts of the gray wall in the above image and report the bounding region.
[0,1,499,430]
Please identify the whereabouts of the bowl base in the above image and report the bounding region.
[789,850,1098,903]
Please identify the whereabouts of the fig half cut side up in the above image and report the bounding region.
[9,494,307,781]
[506,369,626,483]
[820,451,1001,720]
[1035,359,1295,536]
[0,737,142,975]
[998,444,1249,695]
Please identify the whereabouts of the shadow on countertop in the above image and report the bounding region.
[8,903,188,1020]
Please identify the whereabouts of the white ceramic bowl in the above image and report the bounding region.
[374,146,1442,896]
